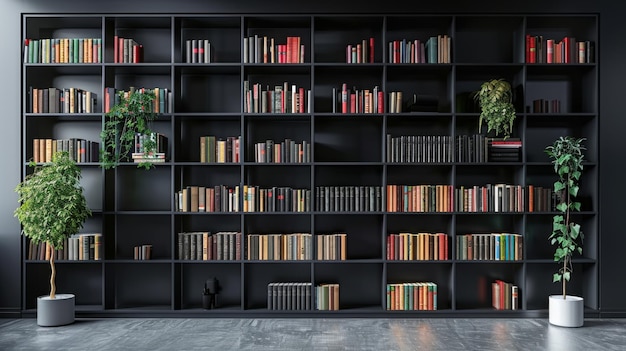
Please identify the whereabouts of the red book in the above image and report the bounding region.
[341,83,348,113]
[114,35,119,63]
[499,280,506,310]
[299,87,305,113]
[529,36,536,63]
[563,37,570,63]
[280,44,287,63]
[346,45,352,63]
[133,45,141,63]
[350,93,356,113]
[546,39,554,63]
[369,37,375,63]
[104,89,109,113]
[394,40,399,63]
[377,91,384,113]
[118,37,124,63]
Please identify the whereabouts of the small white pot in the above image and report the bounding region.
[548,295,584,327]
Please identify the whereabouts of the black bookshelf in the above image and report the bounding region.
[21,13,598,317]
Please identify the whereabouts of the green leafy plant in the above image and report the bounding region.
[14,151,92,299]
[100,90,158,169]
[545,136,585,299]
[475,78,517,139]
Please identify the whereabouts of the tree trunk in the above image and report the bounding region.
[49,244,56,299]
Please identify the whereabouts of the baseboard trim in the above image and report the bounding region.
[0,309,22,318]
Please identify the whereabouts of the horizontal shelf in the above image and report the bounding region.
[104,259,173,264]
[24,113,102,120]
[174,112,242,118]
[173,162,242,166]
[526,258,596,264]
[243,162,312,166]
[24,260,104,264]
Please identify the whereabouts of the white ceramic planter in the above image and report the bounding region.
[37,294,75,327]
[549,295,584,327]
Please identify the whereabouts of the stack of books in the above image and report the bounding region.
[487,138,522,162]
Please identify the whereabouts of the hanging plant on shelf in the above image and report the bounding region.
[544,136,586,299]
[474,78,517,139]
[100,89,158,170]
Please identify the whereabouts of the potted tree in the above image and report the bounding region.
[474,78,517,139]
[14,151,92,326]
[544,136,586,327]
[100,89,160,169]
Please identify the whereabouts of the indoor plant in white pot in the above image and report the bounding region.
[14,151,92,326]
[544,136,586,327]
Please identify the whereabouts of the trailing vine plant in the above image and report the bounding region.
[474,78,517,139]
[100,89,158,169]
[545,136,585,299]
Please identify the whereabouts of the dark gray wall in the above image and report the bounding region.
[2,0,623,314]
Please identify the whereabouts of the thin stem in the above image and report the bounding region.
[49,244,56,299]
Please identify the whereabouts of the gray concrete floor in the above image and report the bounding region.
[0,318,625,350]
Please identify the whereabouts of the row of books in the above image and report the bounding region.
[389,35,451,64]
[529,98,562,113]
[27,87,97,114]
[247,233,312,261]
[177,231,242,261]
[133,245,152,260]
[345,37,375,63]
[242,186,311,212]
[23,38,102,64]
[180,232,344,261]
[134,132,168,154]
[316,233,347,261]
[184,39,212,63]
[315,186,383,212]
[244,81,311,113]
[525,35,594,64]
[457,184,555,212]
[253,139,311,163]
[456,233,523,261]
[488,138,522,162]
[333,84,384,114]
[387,135,524,163]
[386,184,453,213]
[33,138,99,163]
[267,282,313,310]
[176,185,313,213]
[132,132,168,163]
[176,185,240,212]
[492,279,519,310]
[113,36,143,63]
[104,87,172,114]
[387,282,438,311]
[175,183,557,213]
[244,35,304,64]
[26,234,103,261]
[387,233,449,261]
[316,283,340,311]
[387,135,455,163]
[388,39,424,64]
[200,136,241,163]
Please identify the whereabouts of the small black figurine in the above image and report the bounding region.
[202,277,219,309]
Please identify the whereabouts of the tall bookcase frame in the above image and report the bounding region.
[20,13,599,317]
